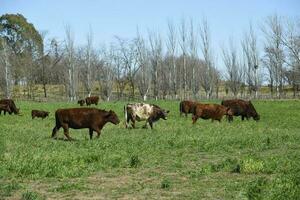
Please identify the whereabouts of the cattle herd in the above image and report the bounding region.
[0,96,260,141]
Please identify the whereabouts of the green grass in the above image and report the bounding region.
[0,100,300,199]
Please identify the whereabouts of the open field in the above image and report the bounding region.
[0,100,300,199]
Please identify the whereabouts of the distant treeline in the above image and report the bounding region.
[0,13,299,101]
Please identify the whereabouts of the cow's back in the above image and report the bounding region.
[55,108,101,129]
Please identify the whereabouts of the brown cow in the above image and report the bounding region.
[0,104,11,115]
[192,103,233,124]
[32,110,49,119]
[124,103,169,129]
[52,108,120,140]
[221,99,260,121]
[78,99,85,106]
[0,99,19,115]
[179,100,198,117]
[85,96,99,106]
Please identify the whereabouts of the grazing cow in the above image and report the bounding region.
[52,108,120,140]
[85,96,99,106]
[221,99,260,121]
[0,104,11,115]
[179,100,198,117]
[0,99,19,115]
[124,103,169,129]
[31,110,49,119]
[192,103,233,124]
[78,99,85,106]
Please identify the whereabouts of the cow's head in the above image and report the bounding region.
[248,101,260,121]
[15,108,20,114]
[78,100,85,106]
[157,108,169,120]
[225,107,234,117]
[105,110,120,125]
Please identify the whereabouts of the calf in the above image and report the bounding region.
[78,99,85,106]
[192,103,233,124]
[179,100,198,117]
[221,99,260,121]
[0,99,19,114]
[0,104,11,115]
[124,103,169,129]
[52,108,120,140]
[85,96,99,106]
[31,110,49,119]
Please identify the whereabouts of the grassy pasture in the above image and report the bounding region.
[0,100,300,199]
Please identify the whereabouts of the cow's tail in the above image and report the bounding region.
[124,105,128,128]
[52,110,61,138]
[179,101,183,116]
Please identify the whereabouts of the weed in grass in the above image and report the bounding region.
[160,179,171,189]
[242,158,265,174]
[0,181,21,197]
[129,155,141,168]
[21,191,45,200]
[245,177,267,200]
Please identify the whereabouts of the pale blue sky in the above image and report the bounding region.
[1,0,299,65]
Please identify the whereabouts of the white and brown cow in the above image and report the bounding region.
[124,103,169,129]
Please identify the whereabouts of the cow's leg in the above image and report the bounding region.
[149,121,153,129]
[51,125,60,139]
[95,129,101,138]
[228,115,233,122]
[131,118,136,129]
[241,116,245,121]
[142,120,148,129]
[125,114,130,128]
[62,124,72,141]
[192,115,198,124]
[89,128,93,140]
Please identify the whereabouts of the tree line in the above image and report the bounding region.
[0,13,299,101]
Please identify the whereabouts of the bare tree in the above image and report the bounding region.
[281,17,300,97]
[84,27,94,97]
[64,25,77,101]
[116,37,140,99]
[199,18,216,99]
[99,46,115,101]
[262,15,285,98]
[0,39,12,98]
[179,18,188,99]
[135,30,151,101]
[241,23,260,98]
[112,45,127,100]
[148,30,163,100]
[222,39,243,97]
[166,20,178,98]
[188,19,200,99]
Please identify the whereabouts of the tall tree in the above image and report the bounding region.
[262,15,285,98]
[64,25,77,101]
[166,20,178,98]
[179,18,188,99]
[241,23,260,98]
[222,39,243,97]
[148,30,163,100]
[0,39,12,98]
[199,18,216,99]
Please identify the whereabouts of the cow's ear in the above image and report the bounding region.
[166,110,170,113]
